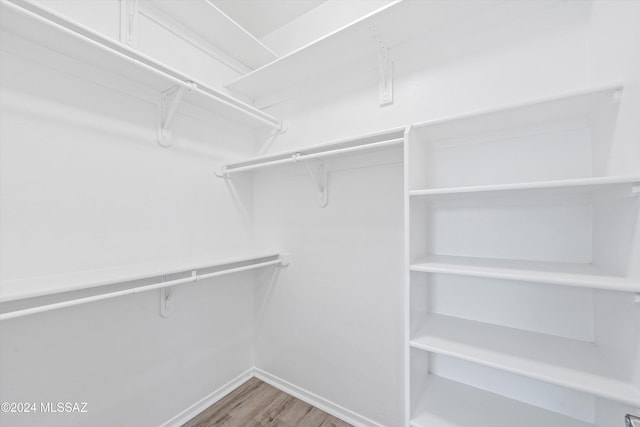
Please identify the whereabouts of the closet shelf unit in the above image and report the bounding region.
[409,175,640,200]
[410,314,640,407]
[143,0,278,70]
[0,253,287,321]
[224,0,402,102]
[411,375,593,427]
[410,255,640,293]
[224,0,516,104]
[406,83,640,426]
[0,0,283,130]
[218,127,406,176]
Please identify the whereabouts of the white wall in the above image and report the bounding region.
[2,1,640,426]
[263,1,592,149]
[253,150,404,426]
[0,4,259,426]
[29,0,243,90]
[0,33,255,284]
[254,1,640,426]
[0,273,256,427]
[30,0,121,41]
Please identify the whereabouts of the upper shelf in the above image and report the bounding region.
[411,314,640,407]
[410,176,640,200]
[220,127,406,175]
[224,0,513,103]
[0,252,287,321]
[410,255,640,293]
[410,84,623,141]
[143,0,277,70]
[0,252,282,303]
[0,0,282,130]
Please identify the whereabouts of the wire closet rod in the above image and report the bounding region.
[222,137,404,175]
[0,258,284,321]
[3,0,282,130]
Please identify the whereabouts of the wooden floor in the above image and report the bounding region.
[183,377,353,427]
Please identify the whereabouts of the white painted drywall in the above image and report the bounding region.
[263,1,592,148]
[254,3,591,425]
[29,0,243,90]
[0,6,259,427]
[254,1,640,426]
[254,149,404,426]
[30,0,121,41]
[2,1,640,427]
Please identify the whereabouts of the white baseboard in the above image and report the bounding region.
[163,367,384,427]
[161,367,254,427]
[253,368,384,427]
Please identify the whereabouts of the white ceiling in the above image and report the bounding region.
[210,0,327,39]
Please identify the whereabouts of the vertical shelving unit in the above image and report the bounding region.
[405,84,640,426]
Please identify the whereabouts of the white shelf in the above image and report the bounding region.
[410,176,640,200]
[410,314,640,407]
[144,0,277,70]
[0,252,282,303]
[410,83,623,140]
[221,127,405,175]
[0,0,281,129]
[224,0,510,102]
[410,255,640,293]
[411,375,592,427]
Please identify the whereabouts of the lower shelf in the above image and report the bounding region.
[410,314,640,407]
[411,375,592,427]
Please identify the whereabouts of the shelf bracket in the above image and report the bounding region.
[159,271,195,317]
[272,120,289,136]
[371,26,393,106]
[279,253,291,267]
[613,88,623,104]
[119,0,139,47]
[158,83,195,148]
[159,286,174,318]
[627,414,640,427]
[294,154,328,207]
[214,166,230,179]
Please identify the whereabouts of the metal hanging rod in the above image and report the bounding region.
[220,137,404,176]
[3,0,283,131]
[0,256,288,321]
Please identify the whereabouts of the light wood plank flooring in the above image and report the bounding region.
[183,377,353,427]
